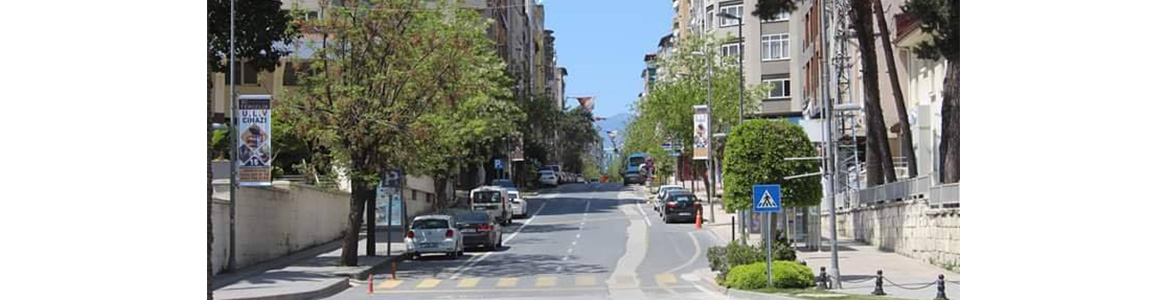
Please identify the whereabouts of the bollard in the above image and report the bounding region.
[367,274,374,294]
[934,274,947,300]
[871,270,886,296]
[817,266,829,289]
[391,262,398,280]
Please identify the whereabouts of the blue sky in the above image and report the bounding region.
[544,0,672,119]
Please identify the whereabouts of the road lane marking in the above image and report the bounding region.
[416,279,442,289]
[496,277,518,287]
[377,279,403,289]
[456,278,480,288]
[663,231,704,275]
[575,275,597,286]
[655,273,678,285]
[635,202,652,227]
[535,276,558,287]
[372,285,697,294]
[450,201,547,279]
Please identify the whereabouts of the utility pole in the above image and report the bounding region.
[704,52,715,224]
[717,11,747,244]
[227,0,237,273]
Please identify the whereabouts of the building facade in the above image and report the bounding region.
[686,0,802,120]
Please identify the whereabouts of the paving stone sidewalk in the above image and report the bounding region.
[212,236,405,300]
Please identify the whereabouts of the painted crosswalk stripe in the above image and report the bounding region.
[655,273,677,286]
[377,279,403,289]
[416,279,442,289]
[575,275,597,286]
[457,278,480,288]
[535,276,558,287]
[496,277,518,288]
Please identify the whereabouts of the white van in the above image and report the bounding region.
[469,186,513,225]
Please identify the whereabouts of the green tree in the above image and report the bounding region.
[851,0,898,186]
[875,0,918,179]
[207,0,299,291]
[557,107,601,174]
[622,34,766,190]
[903,0,958,183]
[723,120,821,212]
[282,0,502,266]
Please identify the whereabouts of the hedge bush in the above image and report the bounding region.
[724,261,815,290]
[708,239,797,283]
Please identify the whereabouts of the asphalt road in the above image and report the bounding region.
[324,182,727,300]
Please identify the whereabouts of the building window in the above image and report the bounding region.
[721,42,741,58]
[719,4,742,27]
[706,5,714,31]
[764,78,791,99]
[761,34,790,61]
[282,61,300,86]
[764,10,791,22]
[412,190,418,201]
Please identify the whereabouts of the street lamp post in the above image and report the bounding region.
[692,51,715,224]
[717,11,746,243]
[227,0,238,272]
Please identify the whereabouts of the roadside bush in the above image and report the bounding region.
[708,239,797,281]
[723,261,815,290]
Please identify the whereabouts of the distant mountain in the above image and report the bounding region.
[594,113,632,149]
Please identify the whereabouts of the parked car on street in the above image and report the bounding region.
[491,179,517,191]
[405,215,462,259]
[538,170,558,187]
[508,190,527,218]
[470,186,513,225]
[660,190,698,223]
[455,211,502,251]
[651,185,685,211]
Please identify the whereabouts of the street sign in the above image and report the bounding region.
[753,184,782,212]
[661,142,673,151]
[494,159,504,170]
[752,183,782,288]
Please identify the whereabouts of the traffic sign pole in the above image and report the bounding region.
[753,184,782,288]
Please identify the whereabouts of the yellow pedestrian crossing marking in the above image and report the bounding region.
[655,273,677,285]
[535,276,558,287]
[416,278,442,289]
[457,278,480,288]
[377,279,403,289]
[496,277,518,287]
[575,275,597,286]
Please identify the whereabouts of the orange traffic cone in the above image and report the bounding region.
[695,204,703,229]
[367,274,374,294]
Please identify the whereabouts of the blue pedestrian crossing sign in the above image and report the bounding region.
[494,159,504,170]
[753,184,782,213]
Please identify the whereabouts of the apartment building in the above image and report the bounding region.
[687,0,802,120]
[894,12,946,178]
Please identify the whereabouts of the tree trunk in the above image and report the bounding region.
[365,179,376,256]
[207,71,214,300]
[874,0,918,178]
[342,174,364,266]
[852,0,897,186]
[940,58,960,183]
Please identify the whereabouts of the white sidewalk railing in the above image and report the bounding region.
[828,174,958,211]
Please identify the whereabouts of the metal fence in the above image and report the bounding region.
[829,175,958,210]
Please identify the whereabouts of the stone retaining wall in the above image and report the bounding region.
[822,199,960,271]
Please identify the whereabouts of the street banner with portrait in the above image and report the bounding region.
[376,170,405,227]
[693,105,710,160]
[237,95,273,186]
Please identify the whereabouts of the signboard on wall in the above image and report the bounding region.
[693,105,710,160]
[237,95,273,186]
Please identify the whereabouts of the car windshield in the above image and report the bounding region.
[628,157,645,167]
[672,195,694,203]
[540,171,555,176]
[411,219,449,229]
[508,193,519,201]
[456,212,490,223]
[473,191,502,203]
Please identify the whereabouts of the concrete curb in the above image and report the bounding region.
[218,278,351,300]
[727,288,806,300]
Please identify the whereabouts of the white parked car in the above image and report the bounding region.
[405,215,462,259]
[508,191,527,218]
[652,185,685,211]
[539,170,558,187]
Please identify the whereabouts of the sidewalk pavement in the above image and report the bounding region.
[674,181,959,300]
[212,235,405,300]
